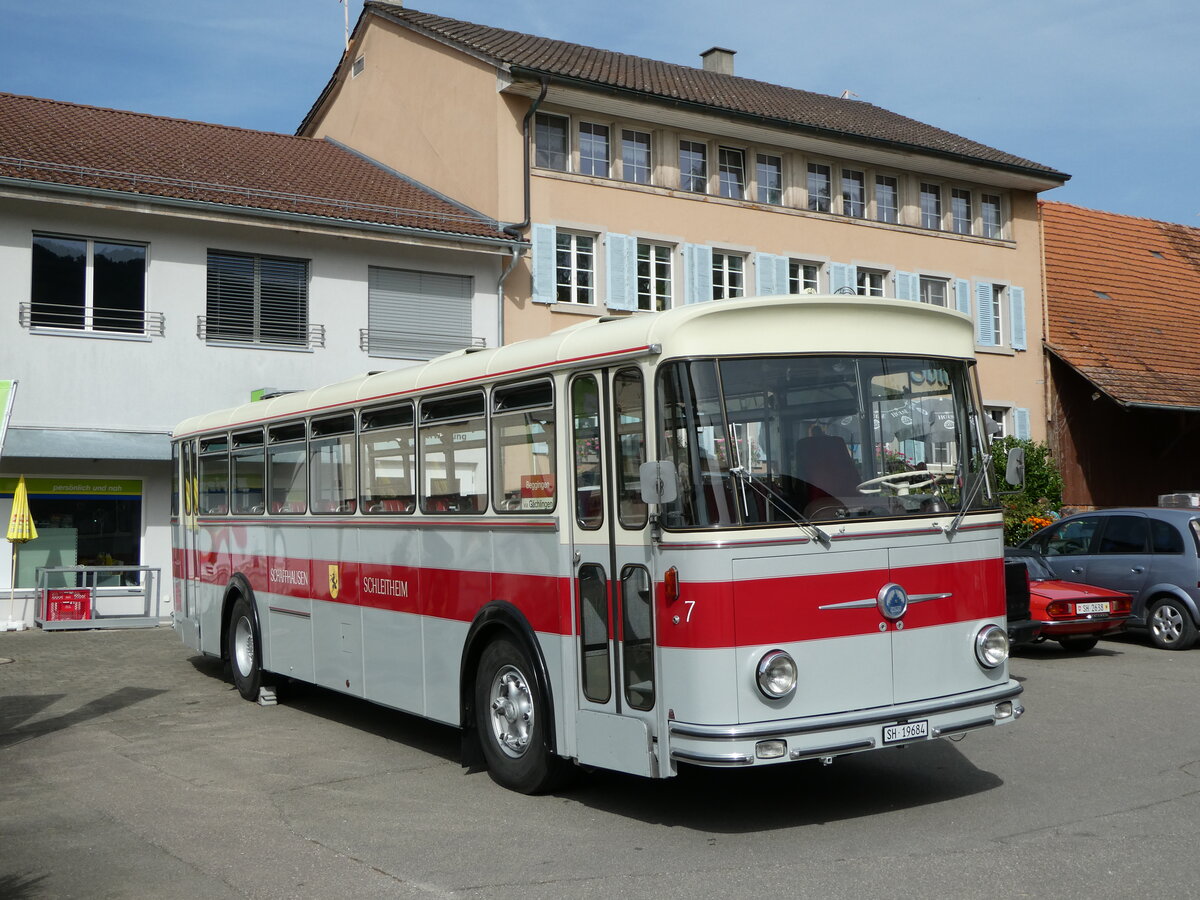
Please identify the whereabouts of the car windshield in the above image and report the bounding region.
[1007,550,1057,581]
[655,354,994,528]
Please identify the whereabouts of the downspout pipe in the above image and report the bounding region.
[497,76,549,347]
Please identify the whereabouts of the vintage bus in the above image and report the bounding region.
[171,295,1023,793]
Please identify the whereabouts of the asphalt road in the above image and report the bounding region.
[1,626,1197,899]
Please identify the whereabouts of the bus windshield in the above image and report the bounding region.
[656,355,993,528]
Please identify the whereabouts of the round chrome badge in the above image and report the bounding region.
[877,583,909,620]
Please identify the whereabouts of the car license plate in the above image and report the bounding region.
[883,720,929,744]
[1075,601,1111,615]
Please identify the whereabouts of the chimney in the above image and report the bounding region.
[700,46,736,76]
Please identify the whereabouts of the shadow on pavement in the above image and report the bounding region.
[0,687,166,750]
[0,873,48,900]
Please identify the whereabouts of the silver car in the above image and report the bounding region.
[1020,507,1200,650]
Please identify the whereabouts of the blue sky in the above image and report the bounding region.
[2,0,1197,225]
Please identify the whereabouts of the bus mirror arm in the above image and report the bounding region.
[729,466,831,548]
[943,452,992,540]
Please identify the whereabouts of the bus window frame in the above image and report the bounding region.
[490,378,557,515]
[267,421,308,515]
[360,401,417,515]
[419,390,488,515]
[309,413,357,515]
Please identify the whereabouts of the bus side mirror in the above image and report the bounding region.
[640,460,678,505]
[1004,447,1026,489]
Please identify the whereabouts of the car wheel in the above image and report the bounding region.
[474,637,567,794]
[1147,597,1198,651]
[1057,636,1098,653]
[227,596,267,700]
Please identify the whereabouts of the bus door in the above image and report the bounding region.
[568,370,659,778]
[177,438,201,649]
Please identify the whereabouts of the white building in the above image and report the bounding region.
[0,92,523,624]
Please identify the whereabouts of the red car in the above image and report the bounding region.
[1005,548,1132,652]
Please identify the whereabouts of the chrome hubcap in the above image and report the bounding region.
[488,665,533,758]
[234,615,255,676]
[1151,606,1184,644]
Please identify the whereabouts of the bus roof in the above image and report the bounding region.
[173,295,975,438]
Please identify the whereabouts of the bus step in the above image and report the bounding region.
[257,687,278,707]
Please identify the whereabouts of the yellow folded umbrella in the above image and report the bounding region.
[6,475,37,544]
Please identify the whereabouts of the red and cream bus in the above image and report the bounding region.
[171,295,1023,793]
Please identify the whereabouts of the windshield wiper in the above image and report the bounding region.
[728,467,831,548]
[943,452,992,540]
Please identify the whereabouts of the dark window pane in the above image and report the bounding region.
[1151,519,1184,554]
[1099,516,1149,554]
[31,235,86,328]
[93,242,146,332]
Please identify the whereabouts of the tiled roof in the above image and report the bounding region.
[360,2,1065,180]
[1042,201,1200,409]
[0,92,509,241]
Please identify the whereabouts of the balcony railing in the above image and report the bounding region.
[19,301,165,337]
[197,316,326,349]
[359,327,485,359]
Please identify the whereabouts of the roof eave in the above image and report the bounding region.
[1045,343,1200,413]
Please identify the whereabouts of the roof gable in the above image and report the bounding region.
[0,92,508,241]
[1042,201,1200,409]
[357,2,1065,180]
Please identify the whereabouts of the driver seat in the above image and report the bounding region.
[794,434,862,516]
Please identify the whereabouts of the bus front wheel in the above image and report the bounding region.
[228,596,265,701]
[474,637,564,794]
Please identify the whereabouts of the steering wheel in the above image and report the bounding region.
[856,470,937,494]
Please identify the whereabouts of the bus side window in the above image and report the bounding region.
[231,428,265,515]
[360,404,416,514]
[198,436,230,515]
[621,565,655,710]
[311,414,356,515]
[572,376,603,529]
[613,368,647,529]
[420,393,487,515]
[578,563,611,703]
[492,380,556,514]
[267,422,307,515]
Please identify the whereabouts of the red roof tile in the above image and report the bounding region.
[1042,201,1200,408]
[0,92,509,241]
[356,2,1065,180]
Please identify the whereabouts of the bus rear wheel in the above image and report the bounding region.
[474,637,565,794]
[227,596,266,701]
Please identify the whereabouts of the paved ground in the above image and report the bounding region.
[1,625,1198,899]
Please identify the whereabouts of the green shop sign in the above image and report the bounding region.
[0,477,143,497]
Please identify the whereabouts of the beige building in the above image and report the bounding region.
[301,1,1068,440]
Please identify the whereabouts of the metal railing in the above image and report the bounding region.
[20,301,165,336]
[359,327,484,359]
[34,566,162,631]
[197,316,326,349]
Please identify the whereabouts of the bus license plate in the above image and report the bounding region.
[883,720,929,744]
[1075,601,1110,615]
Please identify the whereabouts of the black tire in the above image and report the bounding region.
[474,637,566,794]
[1147,597,1198,651]
[1057,636,1099,653]
[227,596,266,700]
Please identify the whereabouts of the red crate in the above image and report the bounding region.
[45,589,92,621]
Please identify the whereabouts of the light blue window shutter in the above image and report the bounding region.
[954,278,971,315]
[1013,407,1031,440]
[531,224,556,304]
[894,271,917,301]
[830,263,856,295]
[1009,286,1027,350]
[775,256,790,294]
[683,243,713,304]
[755,252,779,296]
[605,233,637,311]
[975,281,996,345]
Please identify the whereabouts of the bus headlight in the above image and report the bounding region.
[974,625,1009,669]
[756,650,798,699]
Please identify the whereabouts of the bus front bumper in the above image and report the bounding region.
[667,680,1023,768]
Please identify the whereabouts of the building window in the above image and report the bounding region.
[679,140,707,192]
[985,406,1009,438]
[875,175,899,223]
[952,189,973,234]
[555,232,595,304]
[579,122,610,177]
[636,242,673,311]
[622,130,652,184]
[857,269,885,297]
[920,183,942,229]
[982,194,1003,238]
[789,260,820,294]
[756,154,782,205]
[712,252,745,300]
[842,169,865,217]
[535,113,569,171]
[365,267,474,360]
[205,250,310,347]
[984,283,1004,343]
[30,233,147,334]
[718,147,746,199]
[807,163,831,212]
[920,276,948,307]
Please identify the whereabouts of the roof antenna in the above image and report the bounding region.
[340,0,350,51]
[840,89,860,100]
